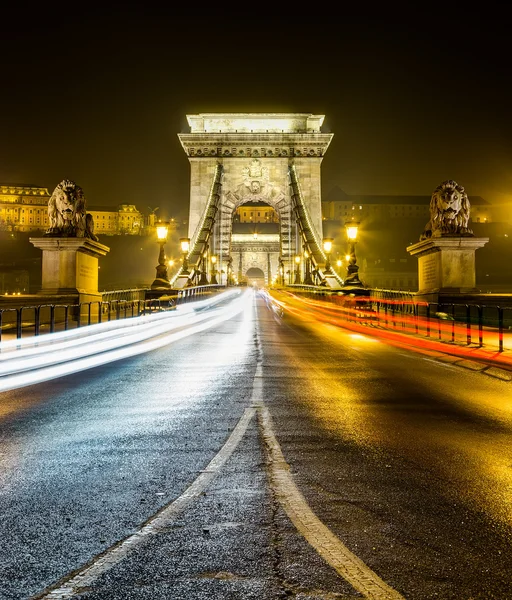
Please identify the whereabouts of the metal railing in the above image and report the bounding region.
[0,284,226,342]
[306,291,512,353]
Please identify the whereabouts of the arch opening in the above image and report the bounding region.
[245,267,265,289]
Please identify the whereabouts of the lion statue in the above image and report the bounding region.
[420,179,474,241]
[45,179,98,241]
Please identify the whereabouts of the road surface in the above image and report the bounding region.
[0,288,511,599]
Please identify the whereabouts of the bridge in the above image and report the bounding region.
[170,113,344,291]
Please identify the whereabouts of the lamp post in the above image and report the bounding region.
[151,222,171,289]
[323,237,334,273]
[210,255,218,284]
[199,247,209,285]
[294,255,301,284]
[279,257,285,286]
[179,237,190,274]
[343,221,364,288]
[226,256,233,286]
[303,246,314,285]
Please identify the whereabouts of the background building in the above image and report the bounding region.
[320,185,510,292]
[233,202,280,224]
[0,184,146,236]
[0,184,50,232]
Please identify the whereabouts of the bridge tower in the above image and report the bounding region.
[175,113,341,288]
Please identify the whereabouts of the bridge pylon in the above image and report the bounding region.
[173,113,343,289]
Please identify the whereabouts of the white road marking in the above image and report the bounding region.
[257,402,405,600]
[253,314,405,600]
[35,406,257,599]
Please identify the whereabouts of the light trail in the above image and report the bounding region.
[0,289,250,392]
[269,290,512,371]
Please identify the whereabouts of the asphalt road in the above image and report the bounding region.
[0,289,511,599]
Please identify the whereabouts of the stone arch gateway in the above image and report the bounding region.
[175,113,342,288]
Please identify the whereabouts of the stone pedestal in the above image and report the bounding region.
[172,274,193,289]
[323,273,343,289]
[29,238,110,317]
[407,237,488,299]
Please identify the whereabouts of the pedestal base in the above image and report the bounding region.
[407,236,488,294]
[29,237,110,295]
[172,274,193,289]
[322,274,343,289]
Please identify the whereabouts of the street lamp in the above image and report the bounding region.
[151,222,171,289]
[343,221,364,288]
[323,237,334,273]
[303,246,314,285]
[179,237,190,274]
[210,255,218,284]
[226,256,233,286]
[294,255,301,284]
[199,247,209,285]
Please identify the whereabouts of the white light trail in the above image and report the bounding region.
[0,289,251,393]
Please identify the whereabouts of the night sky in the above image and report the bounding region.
[2,13,511,223]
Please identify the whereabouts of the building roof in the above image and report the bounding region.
[0,184,50,196]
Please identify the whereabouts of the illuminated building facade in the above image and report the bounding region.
[0,185,144,235]
[0,185,50,232]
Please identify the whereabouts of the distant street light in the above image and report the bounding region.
[179,237,190,274]
[151,222,171,289]
[210,255,218,284]
[294,255,301,284]
[199,247,209,285]
[342,221,364,289]
[323,238,334,273]
[226,256,233,287]
[303,246,314,285]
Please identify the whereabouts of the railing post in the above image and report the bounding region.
[34,306,40,337]
[16,308,22,339]
[50,305,55,333]
[478,305,483,347]
[498,306,504,353]
[465,304,471,345]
